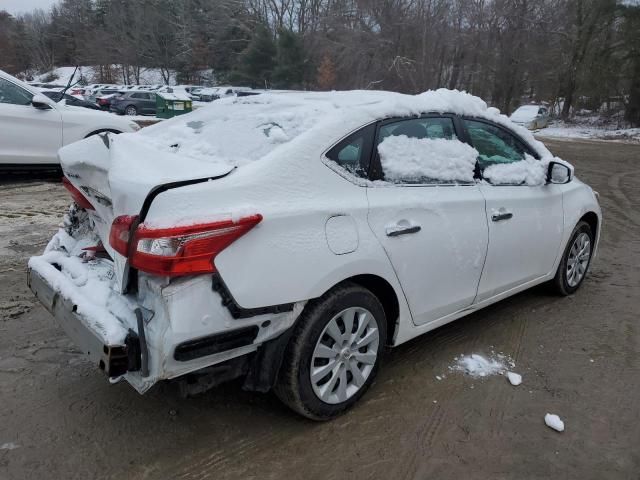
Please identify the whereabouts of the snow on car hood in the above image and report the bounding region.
[510,106,539,122]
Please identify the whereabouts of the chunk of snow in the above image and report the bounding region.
[482,154,548,186]
[450,353,513,378]
[378,136,478,183]
[435,375,442,381]
[545,413,565,432]
[0,442,19,450]
[507,372,522,386]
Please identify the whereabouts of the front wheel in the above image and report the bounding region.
[552,221,594,295]
[275,283,387,420]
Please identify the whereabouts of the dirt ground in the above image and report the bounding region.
[1,138,639,480]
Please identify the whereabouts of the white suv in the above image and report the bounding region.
[28,90,601,420]
[0,70,139,168]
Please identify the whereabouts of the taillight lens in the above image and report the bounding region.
[109,214,262,276]
[109,215,138,256]
[62,177,94,210]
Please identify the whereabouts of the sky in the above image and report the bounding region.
[1,0,58,15]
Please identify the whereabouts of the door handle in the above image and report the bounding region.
[491,211,513,222]
[386,224,421,237]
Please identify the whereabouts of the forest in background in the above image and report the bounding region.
[0,0,639,123]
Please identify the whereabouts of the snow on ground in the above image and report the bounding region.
[0,442,20,450]
[29,66,216,86]
[378,136,478,183]
[449,352,515,378]
[507,372,522,386]
[536,121,640,143]
[544,414,565,432]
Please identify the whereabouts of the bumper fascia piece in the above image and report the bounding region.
[27,267,139,377]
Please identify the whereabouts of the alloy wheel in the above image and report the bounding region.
[566,232,591,287]
[310,307,379,404]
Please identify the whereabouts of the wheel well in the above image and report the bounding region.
[343,274,400,345]
[580,211,598,238]
[84,128,122,138]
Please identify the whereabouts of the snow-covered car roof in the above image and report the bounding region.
[132,89,550,172]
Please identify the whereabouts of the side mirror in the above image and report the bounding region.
[31,93,53,110]
[547,161,572,184]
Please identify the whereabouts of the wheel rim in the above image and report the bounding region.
[125,107,136,115]
[566,232,591,287]
[310,307,379,405]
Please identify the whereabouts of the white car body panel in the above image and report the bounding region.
[0,69,138,165]
[475,183,565,301]
[366,184,488,326]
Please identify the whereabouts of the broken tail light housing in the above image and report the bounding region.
[109,214,262,276]
[62,177,94,210]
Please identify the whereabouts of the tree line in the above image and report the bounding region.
[0,0,639,124]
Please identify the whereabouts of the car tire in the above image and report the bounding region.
[275,282,387,421]
[552,221,594,296]
[125,105,137,116]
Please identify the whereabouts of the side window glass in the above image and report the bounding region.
[376,117,476,185]
[326,124,375,178]
[0,78,33,106]
[463,119,527,166]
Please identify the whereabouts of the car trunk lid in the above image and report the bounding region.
[59,133,234,291]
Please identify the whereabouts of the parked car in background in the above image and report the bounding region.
[510,105,550,130]
[110,91,157,116]
[41,90,102,110]
[28,89,601,420]
[0,69,139,168]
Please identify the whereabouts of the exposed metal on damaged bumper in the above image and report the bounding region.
[27,267,140,377]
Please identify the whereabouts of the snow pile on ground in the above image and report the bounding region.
[378,136,478,183]
[483,154,548,186]
[0,442,19,450]
[450,353,516,378]
[537,121,640,143]
[545,414,565,432]
[28,66,197,86]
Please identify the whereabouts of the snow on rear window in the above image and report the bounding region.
[378,136,478,184]
[138,95,326,168]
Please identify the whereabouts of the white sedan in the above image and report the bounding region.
[0,70,139,168]
[28,90,601,420]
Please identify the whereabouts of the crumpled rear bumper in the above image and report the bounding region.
[27,265,142,378]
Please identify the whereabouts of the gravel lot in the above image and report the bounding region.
[1,138,639,479]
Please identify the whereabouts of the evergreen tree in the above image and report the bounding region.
[229,25,276,88]
[272,28,306,89]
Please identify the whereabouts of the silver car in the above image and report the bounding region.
[510,105,550,130]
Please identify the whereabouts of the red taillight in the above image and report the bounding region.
[62,177,94,210]
[109,214,262,276]
[109,215,138,256]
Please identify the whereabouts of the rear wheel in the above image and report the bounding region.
[124,105,137,116]
[552,221,594,295]
[275,283,386,420]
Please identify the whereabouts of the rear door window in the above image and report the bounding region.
[326,123,375,178]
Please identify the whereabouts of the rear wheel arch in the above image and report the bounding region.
[322,274,400,346]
